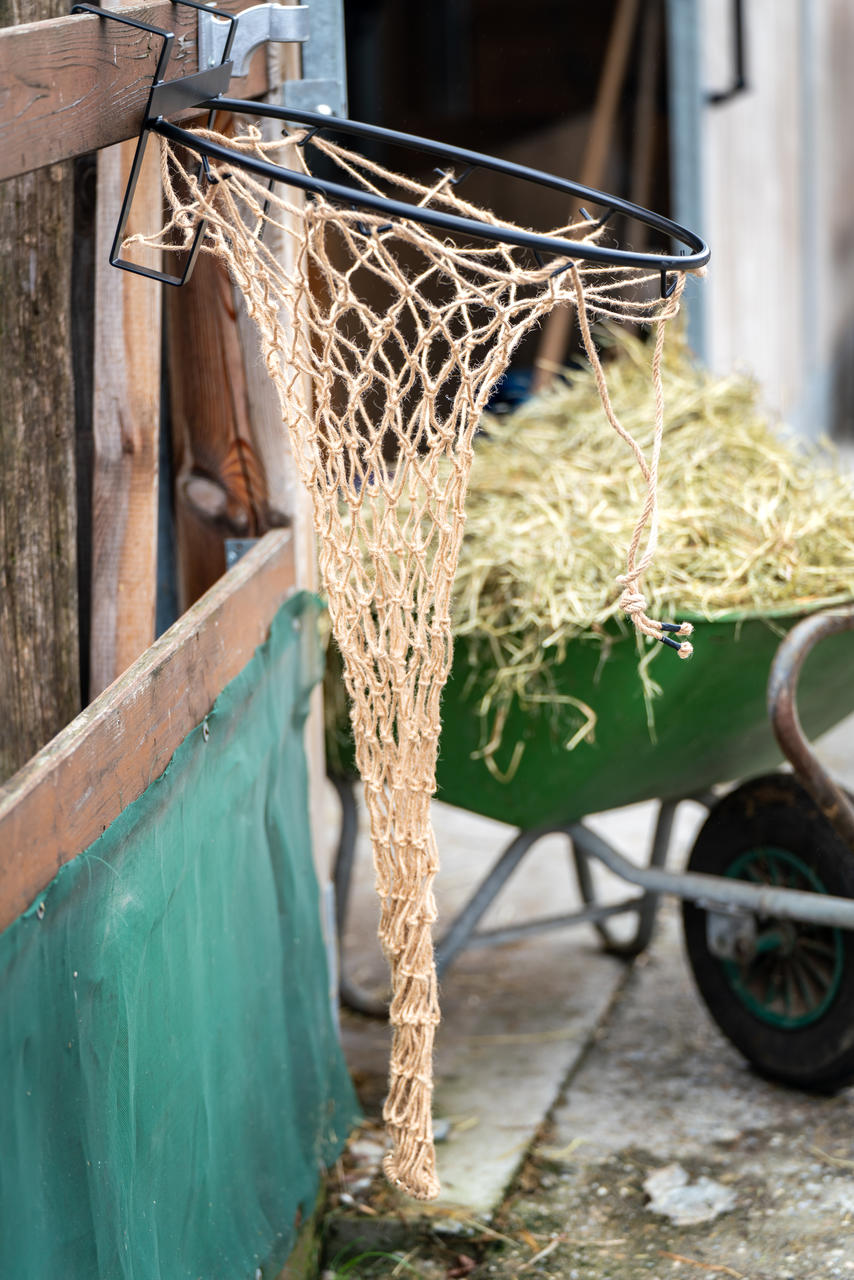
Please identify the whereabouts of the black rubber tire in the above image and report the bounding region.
[682,773,854,1093]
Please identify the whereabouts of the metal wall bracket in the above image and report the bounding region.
[197,1,347,118]
[149,60,233,118]
[225,537,261,569]
[198,3,309,76]
[281,0,348,117]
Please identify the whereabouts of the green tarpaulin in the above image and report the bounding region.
[0,592,359,1279]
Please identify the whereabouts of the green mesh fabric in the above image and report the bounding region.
[0,592,359,1280]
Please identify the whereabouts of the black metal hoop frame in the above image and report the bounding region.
[157,101,709,294]
[71,1,710,291]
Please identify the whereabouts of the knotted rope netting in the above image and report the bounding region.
[140,124,700,1199]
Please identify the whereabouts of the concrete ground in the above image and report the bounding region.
[323,711,854,1278]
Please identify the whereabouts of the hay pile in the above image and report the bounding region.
[453,329,854,762]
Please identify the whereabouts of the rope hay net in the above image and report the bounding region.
[143,124,697,1201]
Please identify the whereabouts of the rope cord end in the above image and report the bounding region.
[619,590,695,657]
[661,620,694,637]
[659,633,694,658]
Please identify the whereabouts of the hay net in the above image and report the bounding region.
[144,123,695,1201]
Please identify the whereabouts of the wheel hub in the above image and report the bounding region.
[720,846,845,1029]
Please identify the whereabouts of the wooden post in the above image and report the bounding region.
[235,37,329,883]
[88,130,162,697]
[231,176,330,878]
[0,0,80,781]
[165,26,330,878]
[0,2,310,741]
[532,0,641,389]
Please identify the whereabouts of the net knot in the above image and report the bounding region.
[618,586,647,617]
[619,586,695,658]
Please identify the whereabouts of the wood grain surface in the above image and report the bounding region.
[0,529,295,933]
[0,0,81,781]
[0,0,273,180]
[532,0,641,387]
[88,135,163,696]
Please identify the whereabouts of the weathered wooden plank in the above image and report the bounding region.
[228,137,330,875]
[0,528,295,933]
[231,181,332,879]
[532,0,640,387]
[0,0,80,783]
[0,0,273,181]
[88,135,162,697]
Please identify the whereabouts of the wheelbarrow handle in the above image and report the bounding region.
[767,606,854,851]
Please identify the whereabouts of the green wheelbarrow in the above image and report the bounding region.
[329,603,854,1091]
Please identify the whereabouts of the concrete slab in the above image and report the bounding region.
[515,901,854,1279]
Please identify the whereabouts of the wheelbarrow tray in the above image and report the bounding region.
[434,605,854,830]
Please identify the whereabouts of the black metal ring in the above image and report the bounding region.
[153,99,710,277]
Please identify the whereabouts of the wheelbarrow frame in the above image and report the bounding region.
[332,605,854,1016]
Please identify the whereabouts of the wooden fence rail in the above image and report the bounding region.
[0,0,272,179]
[0,530,295,933]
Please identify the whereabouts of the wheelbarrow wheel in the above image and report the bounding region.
[682,773,854,1093]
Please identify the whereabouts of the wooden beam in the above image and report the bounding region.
[532,0,641,389]
[0,0,274,181]
[228,154,331,876]
[0,0,81,783]
[0,529,295,933]
[88,135,162,697]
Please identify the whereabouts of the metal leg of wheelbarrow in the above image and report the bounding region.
[432,832,650,979]
[435,792,725,971]
[433,816,679,978]
[331,770,657,1010]
[568,793,715,956]
[569,800,677,957]
[568,811,854,929]
[331,772,759,1014]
